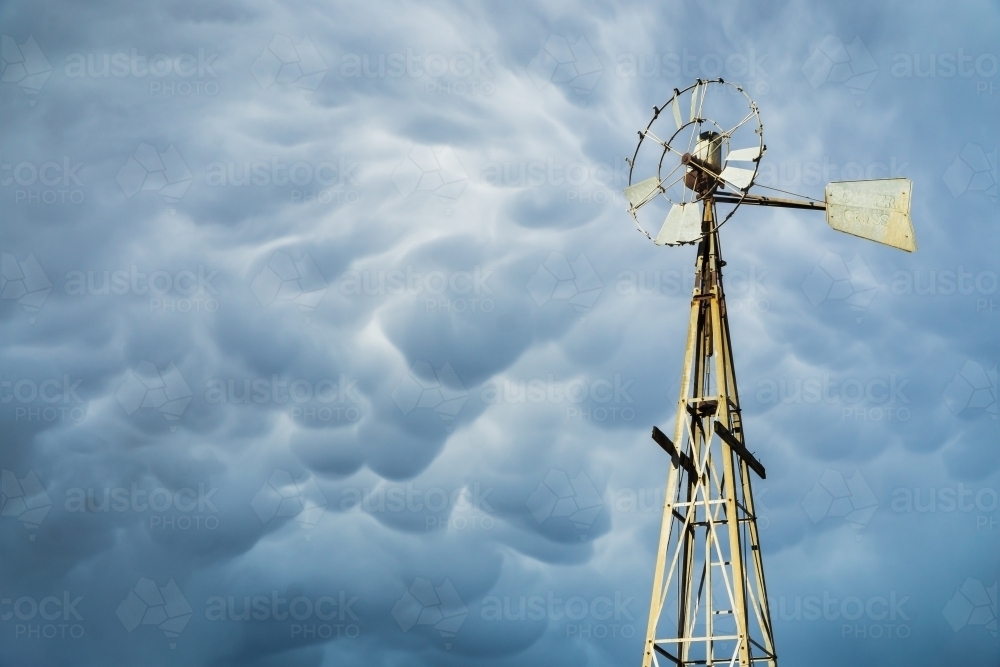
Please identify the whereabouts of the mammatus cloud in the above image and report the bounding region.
[0,2,996,666]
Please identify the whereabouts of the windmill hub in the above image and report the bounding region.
[683,131,723,194]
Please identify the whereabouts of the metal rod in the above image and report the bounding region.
[714,193,825,210]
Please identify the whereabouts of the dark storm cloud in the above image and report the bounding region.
[0,0,997,665]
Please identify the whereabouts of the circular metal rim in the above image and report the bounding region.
[626,78,764,245]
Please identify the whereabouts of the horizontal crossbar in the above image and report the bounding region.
[714,422,766,479]
[652,426,697,476]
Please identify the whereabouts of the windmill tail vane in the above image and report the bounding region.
[621,78,917,667]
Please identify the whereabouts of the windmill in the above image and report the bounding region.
[622,79,915,667]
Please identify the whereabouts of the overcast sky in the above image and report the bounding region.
[0,1,997,665]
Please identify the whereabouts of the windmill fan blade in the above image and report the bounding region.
[725,146,762,163]
[719,166,755,190]
[689,82,701,122]
[624,176,662,209]
[825,178,916,252]
[672,96,683,129]
[655,203,703,246]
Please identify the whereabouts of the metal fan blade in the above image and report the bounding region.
[825,178,916,252]
[689,82,701,122]
[725,146,762,163]
[672,95,683,129]
[719,165,755,190]
[624,176,662,209]
[655,202,703,246]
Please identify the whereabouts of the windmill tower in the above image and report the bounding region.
[622,79,916,667]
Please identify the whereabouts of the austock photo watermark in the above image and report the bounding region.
[204,590,361,641]
[117,143,360,208]
[63,47,220,98]
[480,590,637,640]
[339,265,495,314]
[943,578,997,637]
[0,591,85,641]
[391,145,469,213]
[0,251,52,323]
[617,264,770,313]
[1,469,52,541]
[0,34,52,105]
[615,46,770,95]
[250,251,327,323]
[341,481,496,531]
[889,49,999,96]
[804,252,998,320]
[116,577,191,649]
[777,590,912,641]
[801,469,999,534]
[523,471,766,532]
[754,156,908,191]
[527,252,603,315]
[943,142,996,201]
[480,374,636,423]
[0,374,86,424]
[803,35,998,102]
[755,373,910,422]
[527,470,604,536]
[891,484,998,530]
[117,579,363,648]
[337,47,497,98]
[252,470,327,536]
[251,35,327,94]
[480,156,630,206]
[392,361,468,429]
[1,157,85,205]
[64,264,220,314]
[205,374,362,424]
[3,468,220,535]
[888,266,999,313]
[204,156,360,205]
[64,481,220,532]
[393,577,467,649]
